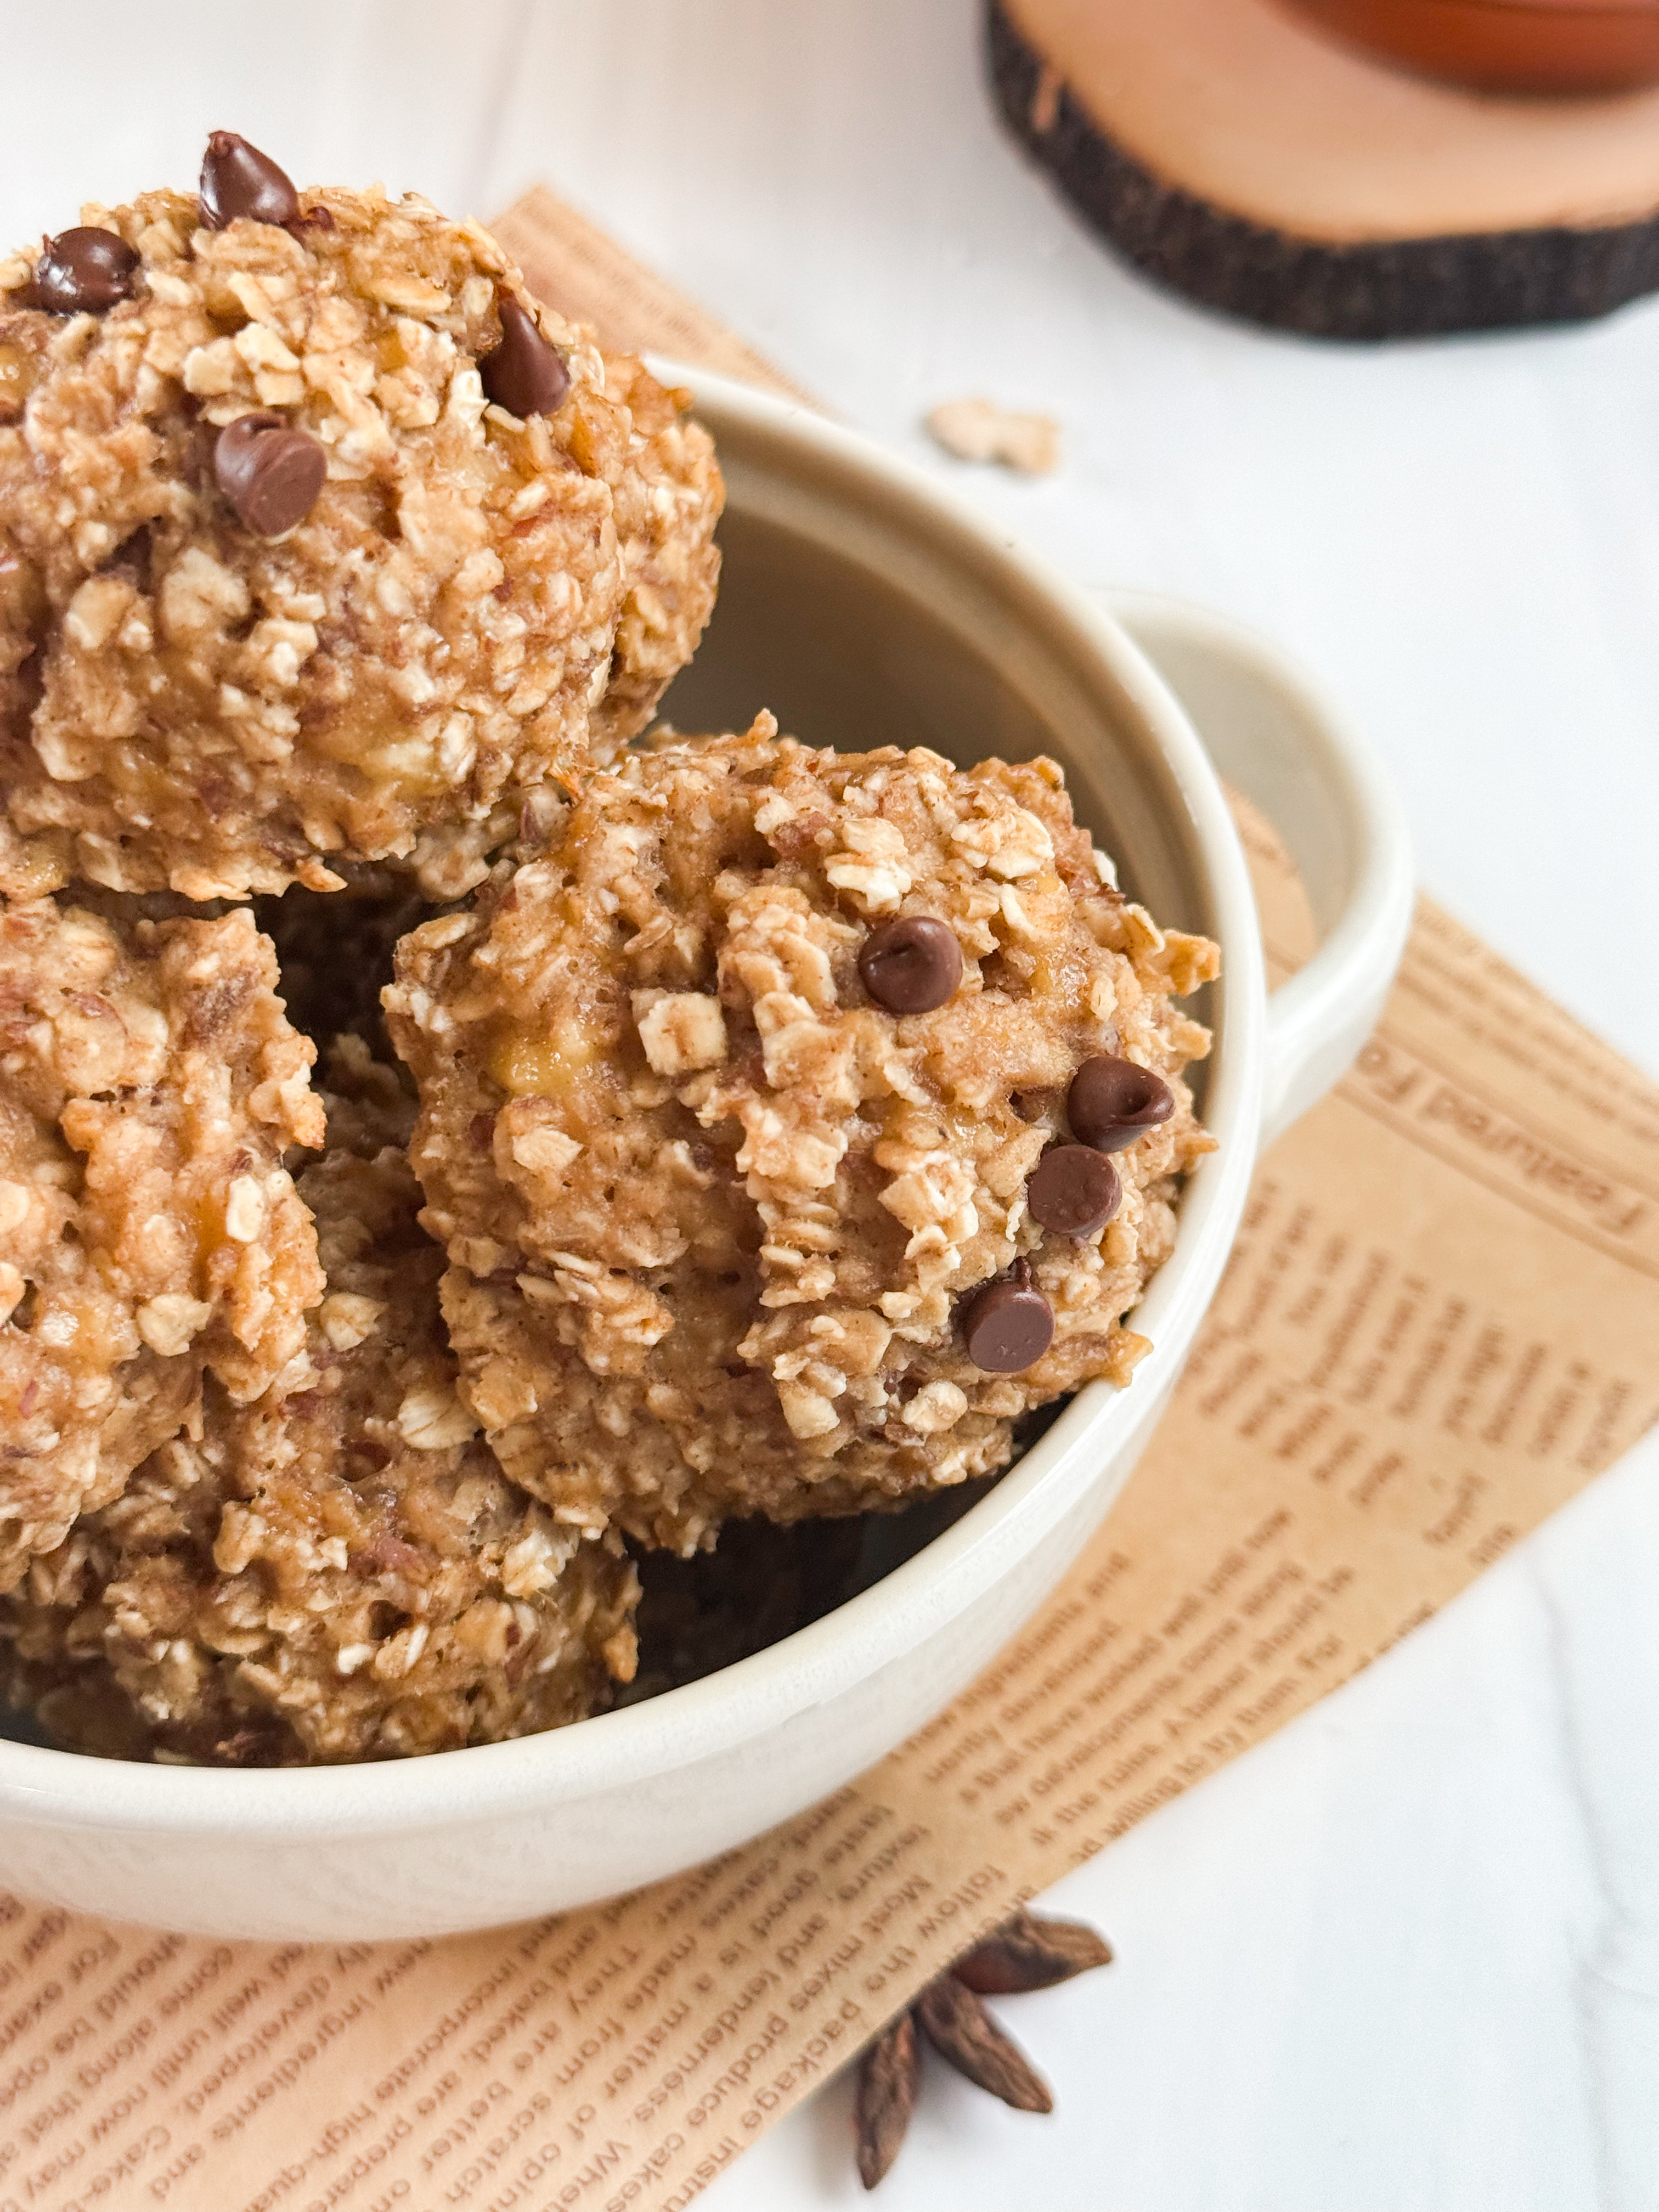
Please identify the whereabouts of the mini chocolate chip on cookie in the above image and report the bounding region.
[31,228,139,314]
[857,915,962,1013]
[1067,1053,1174,1154]
[961,1264,1054,1373]
[1026,1144,1121,1239]
[214,411,326,537]
[480,291,571,418]
[199,132,300,230]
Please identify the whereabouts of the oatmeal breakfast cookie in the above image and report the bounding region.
[0,896,324,1589]
[386,718,1217,1552]
[0,1044,639,1764]
[0,133,720,902]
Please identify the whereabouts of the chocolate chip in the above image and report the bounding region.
[213,410,326,537]
[479,291,571,418]
[857,916,962,1014]
[199,133,300,229]
[961,1265,1054,1374]
[31,227,140,314]
[1067,1053,1175,1154]
[1026,1145,1121,1239]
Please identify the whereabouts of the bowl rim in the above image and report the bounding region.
[0,368,1269,1838]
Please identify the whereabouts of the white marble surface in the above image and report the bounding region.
[3,5,1658,2203]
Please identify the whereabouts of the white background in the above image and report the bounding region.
[3,5,1657,2204]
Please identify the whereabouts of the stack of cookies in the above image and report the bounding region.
[0,138,1215,1765]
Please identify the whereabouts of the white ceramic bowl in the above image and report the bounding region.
[0,371,1413,1940]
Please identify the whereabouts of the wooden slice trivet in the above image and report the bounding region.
[987,0,1659,336]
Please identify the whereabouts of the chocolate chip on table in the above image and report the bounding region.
[31,227,140,314]
[199,132,300,229]
[1026,1144,1121,1239]
[1066,1052,1175,1154]
[960,1262,1054,1373]
[479,291,571,418]
[857,915,962,1014]
[213,411,326,537]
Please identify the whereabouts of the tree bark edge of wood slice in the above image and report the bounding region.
[986,0,1659,338]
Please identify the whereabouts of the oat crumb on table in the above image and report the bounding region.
[925,396,1061,474]
[386,718,1216,1554]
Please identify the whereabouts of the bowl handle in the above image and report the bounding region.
[1103,591,1415,1146]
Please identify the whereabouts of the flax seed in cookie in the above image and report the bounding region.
[0,1054,638,1764]
[0,897,324,1590]
[386,719,1217,1553]
[0,136,721,902]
